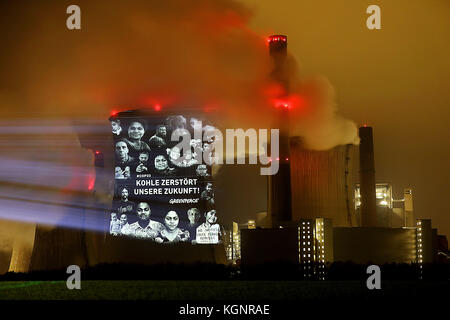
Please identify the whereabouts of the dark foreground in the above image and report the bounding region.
[0,280,448,300]
[0,280,447,318]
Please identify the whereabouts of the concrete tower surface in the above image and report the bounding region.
[359,126,377,227]
[267,35,292,225]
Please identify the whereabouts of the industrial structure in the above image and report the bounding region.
[1,34,447,276]
[234,35,448,274]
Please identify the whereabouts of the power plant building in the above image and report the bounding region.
[1,34,447,276]
[240,38,445,266]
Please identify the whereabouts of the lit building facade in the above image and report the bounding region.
[224,222,241,263]
[355,183,393,227]
[233,222,241,262]
[298,219,315,278]
[416,219,433,264]
[296,218,333,279]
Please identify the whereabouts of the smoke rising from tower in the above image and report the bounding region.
[0,0,357,149]
[0,0,359,261]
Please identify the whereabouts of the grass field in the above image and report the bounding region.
[0,280,448,300]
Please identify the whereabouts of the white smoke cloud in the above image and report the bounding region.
[1,0,357,149]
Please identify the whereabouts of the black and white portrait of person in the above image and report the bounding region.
[135,151,150,174]
[190,137,202,150]
[196,164,210,177]
[189,117,203,132]
[190,138,203,164]
[115,139,137,179]
[111,118,122,136]
[201,141,217,166]
[195,209,221,244]
[200,182,214,205]
[111,213,132,236]
[185,207,201,243]
[167,146,199,168]
[113,187,136,216]
[166,115,187,131]
[152,152,176,176]
[110,213,122,235]
[123,120,151,156]
[148,124,167,149]
[155,210,190,243]
[115,139,136,165]
[121,202,164,239]
[203,125,219,143]
[115,165,131,180]
[119,214,128,232]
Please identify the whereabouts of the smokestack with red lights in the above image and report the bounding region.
[268,35,289,91]
[267,35,292,225]
[359,126,378,227]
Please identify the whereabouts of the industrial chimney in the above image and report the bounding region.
[359,126,377,227]
[267,35,292,225]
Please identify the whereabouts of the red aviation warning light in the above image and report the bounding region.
[275,101,292,110]
[272,94,304,111]
[267,35,287,44]
[94,150,104,167]
[267,35,288,56]
[153,104,162,112]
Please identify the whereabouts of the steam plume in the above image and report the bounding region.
[0,0,357,148]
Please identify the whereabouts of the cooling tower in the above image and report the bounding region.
[8,238,35,273]
[0,250,12,275]
[289,137,357,227]
[29,226,88,271]
[0,225,14,274]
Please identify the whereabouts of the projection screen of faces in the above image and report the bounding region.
[109,114,220,244]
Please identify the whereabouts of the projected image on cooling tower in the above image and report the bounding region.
[109,113,220,244]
